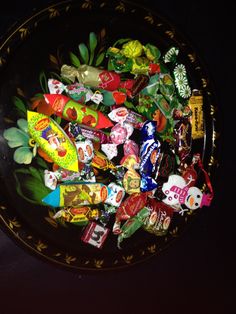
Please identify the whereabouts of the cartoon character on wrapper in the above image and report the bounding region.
[43,128,67,157]
[162,174,212,214]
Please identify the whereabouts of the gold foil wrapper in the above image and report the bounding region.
[91,150,116,171]
[188,90,204,139]
[61,64,102,87]
[54,207,100,225]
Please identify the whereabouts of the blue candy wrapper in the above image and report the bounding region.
[139,121,161,184]
[140,176,158,192]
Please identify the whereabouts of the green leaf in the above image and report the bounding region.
[78,43,89,64]
[124,100,136,110]
[54,116,61,125]
[107,58,114,71]
[17,119,28,133]
[89,32,98,51]
[13,147,32,164]
[14,168,50,205]
[35,156,48,169]
[28,166,43,180]
[39,71,49,94]
[95,51,105,66]
[33,93,44,99]
[89,32,97,65]
[3,128,28,147]
[49,72,62,82]
[113,38,131,47]
[12,96,27,117]
[69,52,81,67]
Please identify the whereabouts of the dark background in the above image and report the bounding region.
[0,0,235,313]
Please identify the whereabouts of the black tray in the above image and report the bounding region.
[0,0,219,271]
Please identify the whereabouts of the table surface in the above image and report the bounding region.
[0,1,235,313]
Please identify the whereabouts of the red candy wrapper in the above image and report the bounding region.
[113,192,150,234]
[174,120,192,162]
[130,74,149,97]
[44,94,113,129]
[143,198,174,236]
[81,222,109,249]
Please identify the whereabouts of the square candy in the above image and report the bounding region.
[81,222,109,249]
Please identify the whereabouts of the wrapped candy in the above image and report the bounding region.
[123,168,141,194]
[80,125,111,144]
[174,119,192,162]
[117,207,150,248]
[67,125,96,173]
[27,110,78,172]
[161,174,213,212]
[101,90,127,106]
[44,94,113,129]
[173,64,191,99]
[61,64,121,91]
[113,192,150,234]
[181,154,199,187]
[108,106,146,129]
[110,123,130,145]
[130,75,149,97]
[188,89,204,139]
[139,121,161,192]
[120,153,140,194]
[120,141,140,166]
[74,136,94,164]
[53,206,100,226]
[81,222,110,249]
[105,182,125,207]
[107,40,161,75]
[101,122,134,159]
[154,143,176,182]
[44,166,95,190]
[42,182,111,207]
[140,74,160,97]
[108,107,129,124]
[154,94,175,119]
[67,122,112,144]
[142,198,174,236]
[48,79,103,104]
[109,166,126,187]
[159,73,175,100]
[91,150,116,171]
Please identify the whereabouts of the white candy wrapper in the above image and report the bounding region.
[105,183,125,207]
[101,143,118,160]
[75,138,94,164]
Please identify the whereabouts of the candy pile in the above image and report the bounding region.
[4,37,213,249]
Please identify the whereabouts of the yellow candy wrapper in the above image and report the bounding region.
[188,90,204,139]
[27,110,78,172]
[91,150,117,171]
[53,206,100,226]
[42,183,111,207]
[123,169,141,194]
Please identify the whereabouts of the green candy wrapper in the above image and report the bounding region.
[117,207,150,248]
